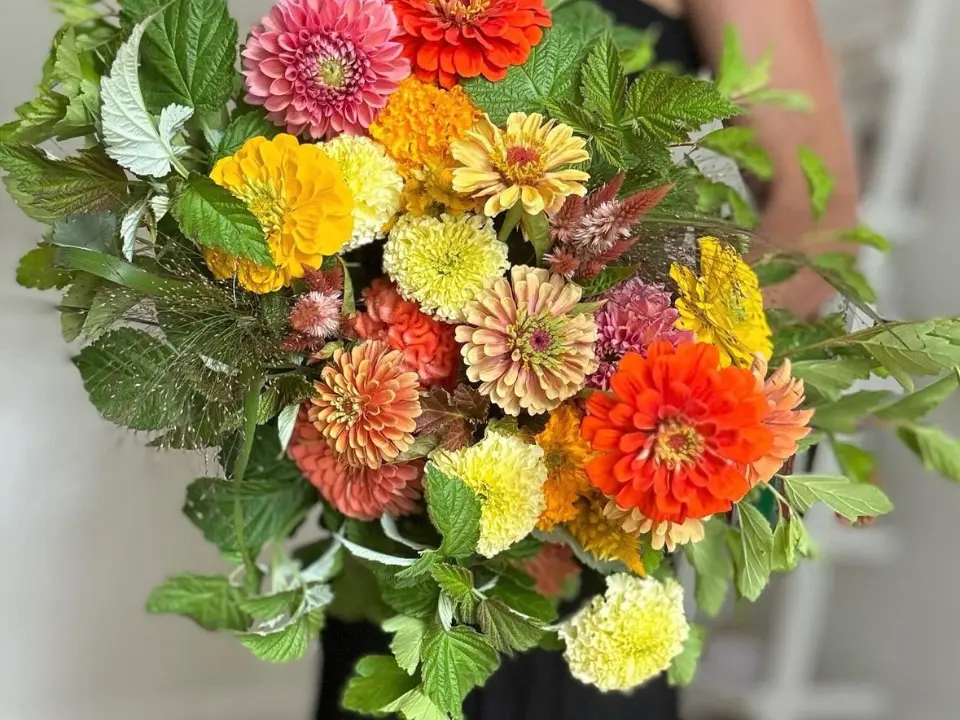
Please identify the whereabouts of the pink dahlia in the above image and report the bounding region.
[290,409,423,520]
[587,278,695,390]
[242,0,411,139]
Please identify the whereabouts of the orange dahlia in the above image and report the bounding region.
[309,341,423,469]
[354,279,461,389]
[582,342,773,524]
[535,403,594,531]
[390,0,552,88]
[290,410,423,520]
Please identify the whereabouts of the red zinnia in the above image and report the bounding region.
[581,342,773,524]
[390,0,552,88]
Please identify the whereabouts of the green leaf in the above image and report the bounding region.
[667,624,705,687]
[423,464,481,559]
[798,146,834,221]
[683,518,733,616]
[60,274,101,342]
[812,252,877,305]
[832,441,877,485]
[575,264,637,297]
[716,25,772,98]
[782,474,894,521]
[371,564,443,619]
[477,599,544,653]
[214,110,280,164]
[550,0,614,47]
[521,211,553,262]
[421,626,500,716]
[53,26,101,138]
[745,88,813,111]
[120,0,238,114]
[83,286,141,340]
[790,358,874,402]
[0,93,68,145]
[383,616,429,676]
[382,689,448,720]
[52,212,118,254]
[840,225,891,252]
[462,27,586,125]
[238,590,301,621]
[810,390,892,433]
[874,369,960,422]
[431,564,478,619]
[698,126,773,180]
[897,424,960,482]
[771,518,799,572]
[488,576,557,623]
[237,616,312,663]
[855,322,960,392]
[342,655,420,715]
[16,245,72,290]
[627,71,740,144]
[174,176,272,264]
[146,573,250,631]
[752,253,800,287]
[581,34,628,124]
[736,503,773,601]
[101,20,193,178]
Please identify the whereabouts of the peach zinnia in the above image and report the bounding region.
[309,341,423,469]
[582,342,773,523]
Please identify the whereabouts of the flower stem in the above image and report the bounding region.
[233,367,264,590]
[498,204,524,243]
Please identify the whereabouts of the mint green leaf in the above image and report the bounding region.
[683,517,733,616]
[616,24,660,73]
[174,175,271,264]
[581,34,628,124]
[783,474,894,521]
[120,0,238,114]
[752,253,800,287]
[382,688,448,720]
[811,390,892,433]
[52,212,118,254]
[101,20,192,178]
[395,551,442,582]
[214,111,280,164]
[53,27,101,138]
[342,655,420,715]
[477,599,544,653]
[423,464,481,559]
[462,27,585,125]
[874,369,960,422]
[832,441,877,485]
[628,71,740,144]
[421,626,500,716]
[52,0,104,23]
[736,503,773,601]
[431,564,477,620]
[0,94,68,144]
[575,264,637,297]
[790,358,875,402]
[488,576,557,623]
[716,25,772,98]
[667,624,705,687]
[146,573,250,631]
[798,146,834,221]
[812,252,877,305]
[383,616,429,676]
[521,211,553,262]
[698,126,773,180]
[897,424,960,482]
[237,616,312,663]
[771,518,799,572]
[238,590,301,621]
[746,88,813,111]
[16,245,72,290]
[856,322,960,392]
[840,225,891,252]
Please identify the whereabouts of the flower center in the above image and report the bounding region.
[530,328,553,352]
[509,312,564,366]
[652,418,704,469]
[435,0,490,22]
[501,144,544,185]
[294,32,369,103]
[317,56,347,88]
[243,186,285,240]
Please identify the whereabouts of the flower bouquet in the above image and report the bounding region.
[6,0,960,716]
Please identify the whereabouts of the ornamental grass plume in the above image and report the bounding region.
[309,341,423,469]
[456,266,598,416]
[289,410,423,520]
[389,0,552,88]
[560,574,689,692]
[535,403,595,531]
[431,430,547,557]
[242,0,410,138]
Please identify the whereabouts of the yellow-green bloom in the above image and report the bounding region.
[431,431,547,557]
[560,574,689,692]
[670,236,772,368]
[383,212,509,321]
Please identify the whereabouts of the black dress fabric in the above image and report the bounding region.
[315,3,699,719]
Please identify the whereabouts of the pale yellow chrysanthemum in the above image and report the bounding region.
[670,236,773,368]
[383,213,509,321]
[204,248,290,295]
[431,431,547,557]
[451,112,590,218]
[604,502,707,553]
[320,135,404,251]
[560,574,690,692]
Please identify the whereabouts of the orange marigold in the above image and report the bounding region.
[309,341,423,469]
[568,489,645,575]
[582,342,773,524]
[535,403,594,531]
[354,279,461,389]
[389,0,552,88]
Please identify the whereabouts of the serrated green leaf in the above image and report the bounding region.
[421,626,500,716]
[383,616,429,676]
[790,358,875,402]
[575,264,637,297]
[341,655,420,715]
[83,286,140,340]
[810,390,892,433]
[581,34,628,124]
[550,0,614,47]
[16,245,72,290]
[431,564,477,618]
[174,175,272,265]
[238,590,301,621]
[120,0,238,114]
[683,518,732,617]
[897,424,960,482]
[812,252,876,305]
[382,688,448,720]
[771,518,799,572]
[52,212,118,254]
[477,599,544,653]
[146,573,250,631]
[752,253,800,287]
[698,126,773,180]
[214,110,280,164]
[423,464,481,559]
[237,616,311,663]
[488,576,557,623]
[628,71,740,144]
[856,322,960,392]
[832,441,877,485]
[874,369,960,422]
[736,503,773,601]
[0,93,68,144]
[782,474,894,521]
[798,146,834,221]
[371,564,443,619]
[667,624,705,687]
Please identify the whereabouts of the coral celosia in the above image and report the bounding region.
[452,113,591,217]
[588,278,695,390]
[605,503,706,552]
[582,342,773,523]
[560,574,689,692]
[210,135,354,281]
[671,236,773,368]
[319,135,404,251]
[535,404,595,531]
[309,341,423,469]
[289,411,422,520]
[242,0,409,138]
[567,490,646,575]
[521,544,581,598]
[290,290,342,340]
[456,266,598,415]
[389,0,551,88]
[383,213,508,321]
[431,430,547,557]
[354,279,461,389]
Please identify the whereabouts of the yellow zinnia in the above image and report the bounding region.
[207,134,354,293]
[670,236,773,368]
[451,112,591,218]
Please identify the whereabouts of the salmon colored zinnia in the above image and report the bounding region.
[389,0,552,88]
[582,341,774,524]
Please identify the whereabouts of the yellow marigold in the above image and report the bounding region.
[431,430,547,557]
[203,248,290,295]
[670,236,773,368]
[383,213,509,321]
[451,112,590,217]
[567,490,645,575]
[535,404,595,531]
[319,135,404,252]
[210,134,354,281]
[402,157,481,216]
[560,574,689,692]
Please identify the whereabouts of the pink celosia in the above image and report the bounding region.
[587,278,695,390]
[290,290,342,339]
[242,0,410,139]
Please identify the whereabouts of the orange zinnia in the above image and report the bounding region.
[582,342,773,523]
[390,0,552,88]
